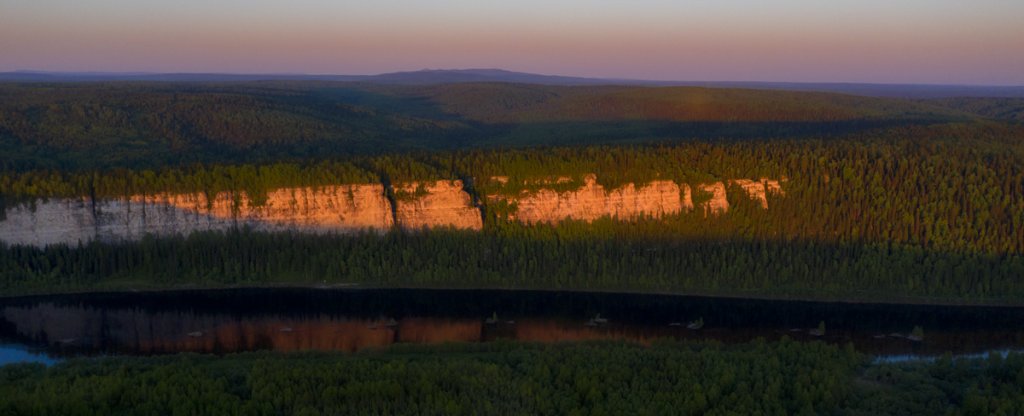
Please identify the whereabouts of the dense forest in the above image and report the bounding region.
[925,97,1024,122]
[4,123,1023,252]
[0,82,973,170]
[1,340,1020,415]
[1,81,1023,415]
[1,82,1023,302]
[4,228,1022,302]
[2,122,1024,302]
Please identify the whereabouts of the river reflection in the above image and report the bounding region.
[1,289,1022,358]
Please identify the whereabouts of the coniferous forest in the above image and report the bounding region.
[2,82,1024,414]
[2,115,1022,303]
[2,340,1023,415]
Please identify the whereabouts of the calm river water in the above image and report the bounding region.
[2,289,1022,365]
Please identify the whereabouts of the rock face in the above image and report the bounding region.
[699,182,730,216]
[0,199,101,247]
[0,185,392,247]
[0,176,784,247]
[138,185,394,233]
[0,198,233,247]
[497,174,691,224]
[730,178,785,209]
[393,180,483,230]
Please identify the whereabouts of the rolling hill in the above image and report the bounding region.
[923,97,1024,122]
[0,81,984,169]
[4,69,1022,98]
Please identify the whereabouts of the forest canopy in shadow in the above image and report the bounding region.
[0,82,978,170]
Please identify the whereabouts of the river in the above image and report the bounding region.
[2,288,1022,365]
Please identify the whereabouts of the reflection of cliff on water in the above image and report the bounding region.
[0,304,487,355]
[1,289,1022,358]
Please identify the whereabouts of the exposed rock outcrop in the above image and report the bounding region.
[0,176,785,247]
[495,174,691,224]
[730,178,785,209]
[137,185,394,232]
[393,180,483,230]
[699,182,730,215]
[0,198,234,247]
[0,184,392,247]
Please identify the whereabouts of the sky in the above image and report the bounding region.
[1,0,1023,85]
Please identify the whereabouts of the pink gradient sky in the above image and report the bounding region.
[1,0,1022,85]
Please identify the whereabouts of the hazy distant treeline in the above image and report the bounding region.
[0,82,974,170]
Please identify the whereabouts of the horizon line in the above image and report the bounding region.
[4,68,1024,88]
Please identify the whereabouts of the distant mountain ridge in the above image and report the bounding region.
[0,68,627,85]
[3,68,1023,98]
[359,68,641,85]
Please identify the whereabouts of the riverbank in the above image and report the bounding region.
[5,228,1021,307]
[3,281,1023,308]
